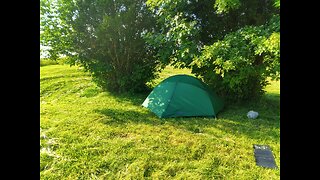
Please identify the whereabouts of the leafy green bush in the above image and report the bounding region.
[71,0,160,93]
[191,15,280,102]
[41,0,160,93]
[145,0,278,69]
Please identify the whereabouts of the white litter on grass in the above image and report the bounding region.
[247,110,259,119]
[40,147,60,158]
[41,134,47,139]
[47,138,59,145]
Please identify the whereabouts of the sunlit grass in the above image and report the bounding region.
[40,64,280,179]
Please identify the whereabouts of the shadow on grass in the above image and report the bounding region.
[94,108,162,126]
[40,74,87,82]
[212,92,280,141]
[94,92,279,142]
[102,91,151,107]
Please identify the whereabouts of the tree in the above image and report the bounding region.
[146,0,280,102]
[40,0,160,93]
[40,0,73,60]
[191,15,280,101]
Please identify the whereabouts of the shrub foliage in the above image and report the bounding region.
[41,0,280,99]
[41,0,159,93]
[191,15,280,101]
[145,0,280,102]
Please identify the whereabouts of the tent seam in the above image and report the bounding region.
[161,81,178,117]
[204,90,216,117]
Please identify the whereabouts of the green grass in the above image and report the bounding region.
[40,64,280,179]
[40,59,59,67]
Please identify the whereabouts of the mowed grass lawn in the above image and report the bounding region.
[40,64,280,179]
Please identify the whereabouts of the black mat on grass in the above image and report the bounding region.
[253,144,277,169]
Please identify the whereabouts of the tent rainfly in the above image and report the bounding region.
[142,74,224,118]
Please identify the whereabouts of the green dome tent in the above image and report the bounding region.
[142,74,224,118]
